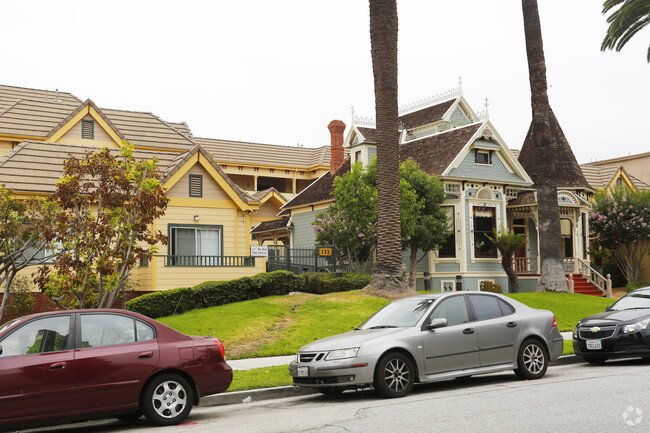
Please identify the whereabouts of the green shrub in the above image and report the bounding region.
[6,276,36,317]
[626,281,650,292]
[602,261,626,287]
[480,280,502,293]
[126,270,301,318]
[300,272,371,294]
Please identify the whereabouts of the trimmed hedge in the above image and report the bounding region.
[126,271,369,319]
[300,272,371,294]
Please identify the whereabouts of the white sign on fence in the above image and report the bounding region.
[250,246,268,258]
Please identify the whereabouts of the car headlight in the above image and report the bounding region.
[623,319,650,334]
[572,326,578,339]
[325,347,359,360]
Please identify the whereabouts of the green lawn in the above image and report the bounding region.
[156,290,611,392]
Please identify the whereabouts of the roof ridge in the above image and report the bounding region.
[147,111,197,145]
[196,136,327,151]
[0,84,81,102]
[0,98,23,117]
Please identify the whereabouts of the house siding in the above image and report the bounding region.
[292,209,321,247]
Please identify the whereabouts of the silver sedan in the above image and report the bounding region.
[289,292,563,398]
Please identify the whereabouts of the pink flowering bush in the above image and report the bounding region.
[589,187,650,283]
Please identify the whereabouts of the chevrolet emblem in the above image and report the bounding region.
[590,327,601,332]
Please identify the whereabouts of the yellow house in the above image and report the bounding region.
[0,84,332,294]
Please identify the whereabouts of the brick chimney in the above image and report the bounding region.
[328,120,346,174]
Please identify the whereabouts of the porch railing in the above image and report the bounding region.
[514,257,538,274]
[576,258,613,297]
[155,255,256,267]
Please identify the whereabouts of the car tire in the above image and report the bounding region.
[318,387,345,396]
[142,373,194,426]
[583,356,607,364]
[514,338,548,380]
[374,352,414,398]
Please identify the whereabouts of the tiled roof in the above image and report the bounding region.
[517,110,591,189]
[0,99,80,137]
[101,108,196,150]
[250,187,286,203]
[196,137,330,169]
[580,164,650,190]
[282,158,351,209]
[399,124,482,176]
[357,127,377,142]
[399,99,455,130]
[0,84,81,112]
[0,141,181,194]
[251,217,290,234]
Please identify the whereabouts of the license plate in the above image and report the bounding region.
[297,366,309,377]
[586,340,602,350]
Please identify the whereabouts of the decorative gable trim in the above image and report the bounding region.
[48,101,123,146]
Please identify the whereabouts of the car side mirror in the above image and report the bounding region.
[427,318,448,330]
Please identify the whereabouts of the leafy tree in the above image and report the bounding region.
[601,0,650,62]
[518,0,586,292]
[367,0,409,297]
[487,228,526,293]
[313,158,448,288]
[589,186,650,283]
[399,159,448,290]
[0,185,57,321]
[314,160,378,273]
[35,143,169,309]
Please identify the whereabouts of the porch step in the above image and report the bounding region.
[568,274,607,297]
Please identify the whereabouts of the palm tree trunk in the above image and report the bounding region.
[365,0,409,297]
[521,0,567,292]
[501,255,520,293]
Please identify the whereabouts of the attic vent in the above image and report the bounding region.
[81,119,94,139]
[189,174,203,198]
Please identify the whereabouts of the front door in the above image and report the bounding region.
[422,295,479,374]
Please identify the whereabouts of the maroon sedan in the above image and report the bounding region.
[0,309,232,429]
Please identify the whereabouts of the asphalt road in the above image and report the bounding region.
[19,358,650,433]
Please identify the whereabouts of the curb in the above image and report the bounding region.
[199,386,316,407]
[201,354,583,407]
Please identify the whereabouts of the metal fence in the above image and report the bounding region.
[266,246,340,274]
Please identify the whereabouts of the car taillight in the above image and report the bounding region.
[213,338,226,359]
[552,315,558,328]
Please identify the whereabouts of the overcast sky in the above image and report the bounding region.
[2,1,648,164]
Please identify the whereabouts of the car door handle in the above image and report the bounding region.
[507,322,518,328]
[463,328,475,335]
[49,362,66,370]
[138,351,153,359]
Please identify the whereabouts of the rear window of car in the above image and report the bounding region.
[80,314,155,348]
[469,295,514,321]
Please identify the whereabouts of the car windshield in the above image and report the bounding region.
[610,291,650,311]
[358,298,434,329]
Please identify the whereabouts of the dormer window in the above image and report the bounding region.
[475,150,491,165]
[81,119,94,139]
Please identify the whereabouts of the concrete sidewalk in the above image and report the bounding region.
[199,331,577,407]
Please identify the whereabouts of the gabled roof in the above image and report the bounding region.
[0,141,181,194]
[47,99,125,145]
[250,187,287,204]
[282,158,351,210]
[0,84,81,112]
[161,144,256,211]
[195,137,330,169]
[399,123,482,176]
[580,164,650,190]
[0,89,196,151]
[399,99,456,130]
